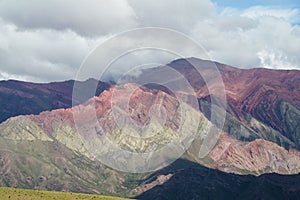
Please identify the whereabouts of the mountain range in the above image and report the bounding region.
[0,78,110,123]
[0,57,299,199]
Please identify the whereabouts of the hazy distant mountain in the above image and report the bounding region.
[0,78,110,123]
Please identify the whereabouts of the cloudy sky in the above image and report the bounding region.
[0,0,299,82]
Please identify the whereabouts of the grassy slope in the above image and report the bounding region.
[0,187,131,200]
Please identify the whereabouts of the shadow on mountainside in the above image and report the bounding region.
[136,159,300,200]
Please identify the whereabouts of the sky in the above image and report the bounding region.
[213,0,299,9]
[0,0,299,82]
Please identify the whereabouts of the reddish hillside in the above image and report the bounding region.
[0,78,110,123]
[1,81,299,175]
[138,58,300,147]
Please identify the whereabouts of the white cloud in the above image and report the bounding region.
[242,6,300,24]
[257,49,298,70]
[0,0,299,82]
[128,0,215,33]
[191,6,300,69]
[0,0,137,37]
[0,19,108,82]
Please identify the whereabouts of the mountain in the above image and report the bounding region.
[191,132,300,175]
[0,78,110,123]
[0,82,198,196]
[1,81,299,176]
[138,58,300,149]
[0,57,299,199]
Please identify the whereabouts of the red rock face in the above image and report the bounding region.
[1,58,300,176]
[17,79,300,175]
[172,58,299,112]
[28,83,183,137]
[218,67,300,133]
[141,58,300,143]
[207,132,300,174]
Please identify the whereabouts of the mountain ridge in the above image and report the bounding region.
[0,78,111,123]
[0,57,299,199]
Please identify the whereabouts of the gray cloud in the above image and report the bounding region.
[0,19,108,82]
[0,0,299,82]
[0,0,137,37]
[128,0,215,33]
[191,6,300,69]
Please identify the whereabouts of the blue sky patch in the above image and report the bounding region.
[212,0,300,9]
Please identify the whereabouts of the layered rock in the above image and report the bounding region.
[206,132,300,175]
[138,58,300,148]
[0,57,300,197]
[1,82,300,176]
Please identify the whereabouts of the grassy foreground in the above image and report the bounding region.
[0,187,131,200]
